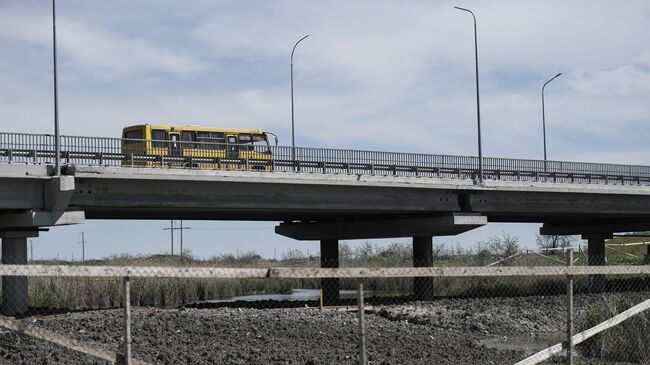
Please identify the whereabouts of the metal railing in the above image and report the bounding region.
[1,131,650,185]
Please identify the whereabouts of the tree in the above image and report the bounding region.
[354,241,374,260]
[536,234,575,252]
[339,242,353,261]
[486,232,520,259]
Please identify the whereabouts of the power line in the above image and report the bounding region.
[163,220,191,256]
[189,227,273,232]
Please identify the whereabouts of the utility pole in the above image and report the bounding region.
[455,6,483,183]
[163,220,175,255]
[163,220,190,256]
[52,0,61,176]
[178,220,191,257]
[30,240,33,262]
[290,34,310,169]
[79,232,85,263]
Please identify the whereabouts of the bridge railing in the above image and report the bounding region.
[1,131,650,185]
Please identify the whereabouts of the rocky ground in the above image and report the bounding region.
[0,292,647,364]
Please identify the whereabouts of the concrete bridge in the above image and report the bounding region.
[2,132,650,314]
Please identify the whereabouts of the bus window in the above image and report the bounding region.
[239,133,270,152]
[181,131,197,148]
[227,135,238,159]
[197,131,225,150]
[123,130,143,144]
[152,129,167,148]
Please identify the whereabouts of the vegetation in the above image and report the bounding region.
[14,233,650,309]
[579,298,650,363]
[536,234,576,251]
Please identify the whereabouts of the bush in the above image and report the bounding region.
[579,298,650,363]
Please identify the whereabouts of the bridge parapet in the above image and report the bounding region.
[2,131,650,186]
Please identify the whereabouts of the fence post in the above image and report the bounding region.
[566,247,574,365]
[358,283,368,365]
[121,276,132,365]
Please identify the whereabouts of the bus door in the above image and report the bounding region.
[226,135,239,160]
[169,132,182,158]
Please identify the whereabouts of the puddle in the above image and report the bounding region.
[480,333,564,352]
[205,289,359,303]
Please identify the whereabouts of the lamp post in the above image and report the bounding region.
[291,34,309,169]
[52,0,60,176]
[454,6,483,183]
[542,73,562,169]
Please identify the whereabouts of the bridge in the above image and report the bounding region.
[2,131,650,314]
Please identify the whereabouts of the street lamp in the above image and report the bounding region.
[542,72,562,167]
[291,34,309,168]
[52,0,60,176]
[454,6,483,183]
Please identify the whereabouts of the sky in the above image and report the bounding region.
[1,0,649,260]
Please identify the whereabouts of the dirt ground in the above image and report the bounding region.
[0,292,647,364]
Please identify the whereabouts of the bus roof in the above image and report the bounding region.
[123,124,267,134]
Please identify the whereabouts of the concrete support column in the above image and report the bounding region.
[320,239,339,306]
[1,231,35,316]
[413,236,434,301]
[587,236,606,292]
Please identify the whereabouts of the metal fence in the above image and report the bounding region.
[0,249,649,364]
[2,131,650,185]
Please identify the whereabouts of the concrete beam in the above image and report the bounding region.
[71,166,461,221]
[320,240,339,306]
[0,211,85,230]
[275,213,487,240]
[540,221,650,237]
[467,189,650,217]
[44,175,76,212]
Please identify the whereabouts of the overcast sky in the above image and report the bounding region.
[1,0,649,260]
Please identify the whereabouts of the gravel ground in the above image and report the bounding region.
[0,292,647,364]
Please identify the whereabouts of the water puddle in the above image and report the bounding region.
[479,333,564,352]
[205,289,358,303]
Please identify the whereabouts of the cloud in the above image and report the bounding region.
[0,7,207,79]
[1,0,649,163]
[2,0,650,258]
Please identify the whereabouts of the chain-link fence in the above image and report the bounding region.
[0,249,649,364]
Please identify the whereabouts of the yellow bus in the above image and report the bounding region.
[121,124,275,170]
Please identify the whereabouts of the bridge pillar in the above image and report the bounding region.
[1,231,37,316]
[586,236,607,292]
[320,239,339,306]
[413,236,434,300]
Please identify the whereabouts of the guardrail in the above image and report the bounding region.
[1,131,650,185]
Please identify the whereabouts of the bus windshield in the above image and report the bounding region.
[239,133,269,151]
